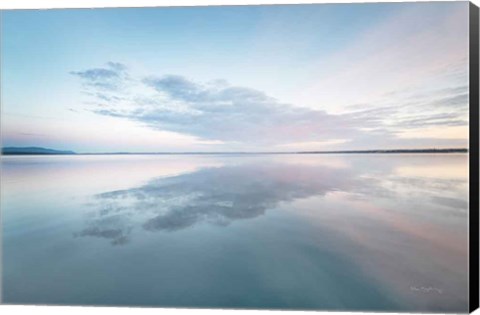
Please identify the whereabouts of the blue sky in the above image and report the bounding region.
[1,2,470,152]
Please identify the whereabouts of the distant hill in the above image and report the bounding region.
[2,147,76,155]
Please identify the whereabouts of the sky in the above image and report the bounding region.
[0,2,470,153]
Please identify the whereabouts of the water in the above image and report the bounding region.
[1,154,469,312]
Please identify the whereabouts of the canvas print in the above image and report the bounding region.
[0,1,478,313]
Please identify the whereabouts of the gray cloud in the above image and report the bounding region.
[71,62,129,92]
[431,195,468,210]
[73,65,361,144]
[143,75,204,102]
[71,63,469,148]
[71,68,119,80]
[432,93,468,108]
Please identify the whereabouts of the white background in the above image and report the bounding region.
[0,0,479,314]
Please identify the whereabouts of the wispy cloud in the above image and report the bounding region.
[71,64,362,146]
[296,3,468,111]
[71,61,468,150]
[70,62,130,92]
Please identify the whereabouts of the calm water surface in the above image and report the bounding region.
[1,154,469,311]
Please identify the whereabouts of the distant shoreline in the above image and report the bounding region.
[1,147,469,156]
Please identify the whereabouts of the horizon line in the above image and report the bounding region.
[75,148,471,155]
[1,146,469,155]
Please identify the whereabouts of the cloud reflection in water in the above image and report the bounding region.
[76,162,359,244]
[76,157,468,246]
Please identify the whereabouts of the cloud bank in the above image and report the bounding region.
[71,62,468,150]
